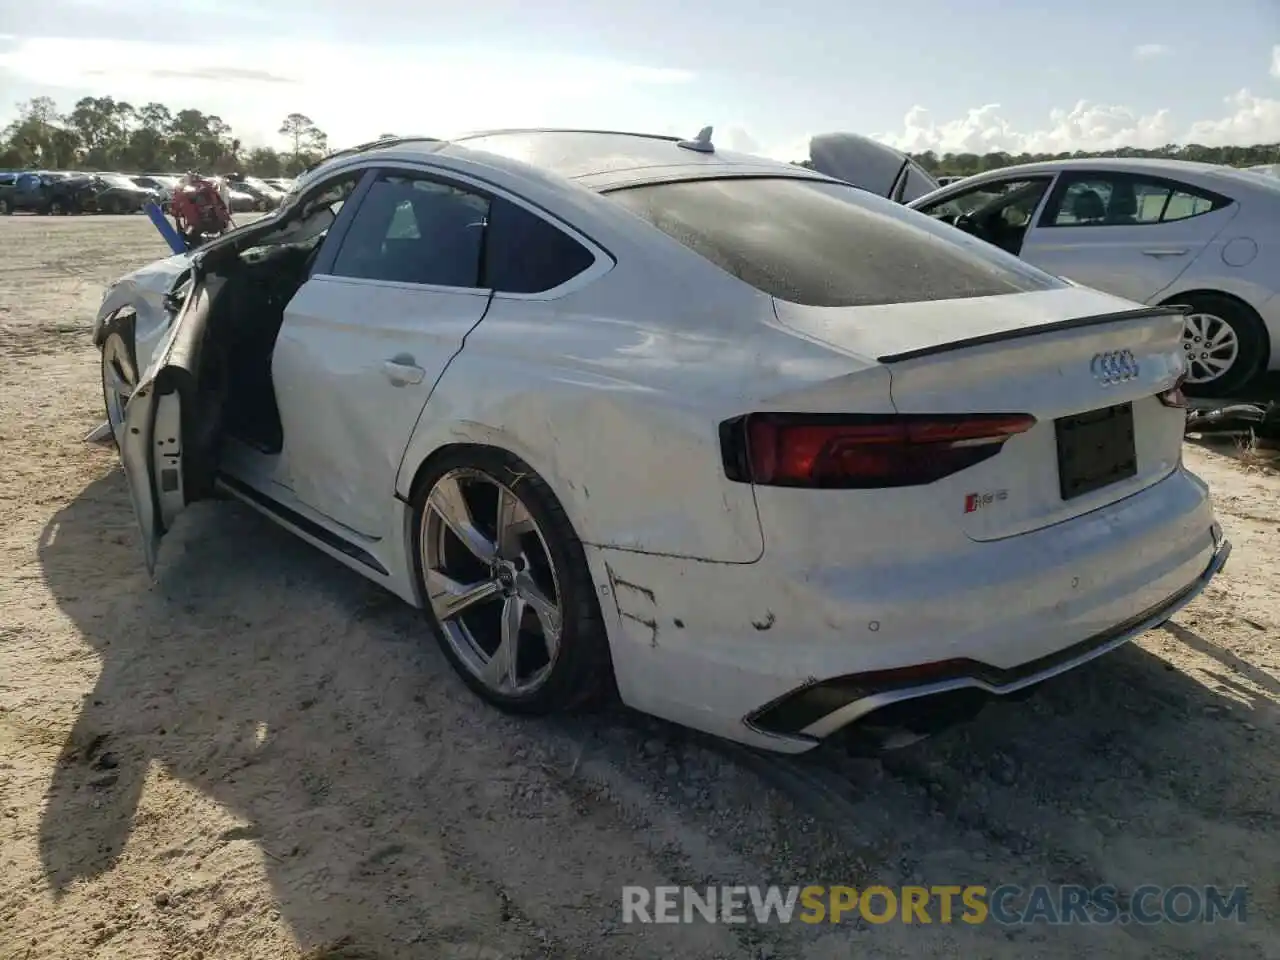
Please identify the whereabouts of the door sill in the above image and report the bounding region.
[216,474,389,575]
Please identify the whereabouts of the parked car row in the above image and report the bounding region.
[0,170,155,215]
[0,169,296,216]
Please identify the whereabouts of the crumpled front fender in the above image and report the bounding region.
[93,253,193,371]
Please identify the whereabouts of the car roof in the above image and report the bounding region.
[305,129,823,194]
[909,155,1280,208]
[949,157,1257,187]
[442,128,782,183]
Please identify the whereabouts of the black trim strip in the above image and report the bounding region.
[876,304,1188,364]
[218,475,389,575]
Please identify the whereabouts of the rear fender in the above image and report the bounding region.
[394,351,767,564]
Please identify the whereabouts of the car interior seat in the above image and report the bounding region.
[1106,181,1139,224]
[1070,188,1106,224]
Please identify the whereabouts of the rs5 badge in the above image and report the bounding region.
[964,490,1008,514]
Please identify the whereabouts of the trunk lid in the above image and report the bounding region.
[772,288,1187,541]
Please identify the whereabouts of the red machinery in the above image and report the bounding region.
[170,175,233,250]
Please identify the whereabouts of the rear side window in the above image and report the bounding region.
[482,196,596,294]
[606,177,1063,308]
[1039,173,1231,227]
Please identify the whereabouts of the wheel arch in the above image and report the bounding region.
[94,305,137,348]
[397,428,598,603]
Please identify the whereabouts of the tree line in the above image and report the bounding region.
[0,96,330,176]
[5,93,1280,178]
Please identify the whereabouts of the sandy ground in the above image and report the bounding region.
[0,214,1278,960]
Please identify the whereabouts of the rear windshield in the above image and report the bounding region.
[606,176,1064,308]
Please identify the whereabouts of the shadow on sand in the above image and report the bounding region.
[34,467,1280,957]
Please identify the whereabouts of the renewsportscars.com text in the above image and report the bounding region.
[621,884,1249,926]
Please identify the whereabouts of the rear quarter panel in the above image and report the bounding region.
[393,254,879,564]
[1160,197,1280,368]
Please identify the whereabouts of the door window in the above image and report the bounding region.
[1039,174,1230,227]
[917,178,1048,222]
[898,161,940,203]
[331,174,489,287]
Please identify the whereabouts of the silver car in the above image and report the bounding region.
[909,158,1280,396]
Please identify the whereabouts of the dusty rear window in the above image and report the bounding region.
[606,176,1064,308]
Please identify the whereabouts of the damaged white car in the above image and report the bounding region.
[94,128,1230,753]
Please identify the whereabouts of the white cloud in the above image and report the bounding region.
[1133,43,1173,60]
[722,126,761,154]
[0,36,695,147]
[1272,44,1280,78]
[874,91,1280,155]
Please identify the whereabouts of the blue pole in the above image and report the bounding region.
[144,201,187,255]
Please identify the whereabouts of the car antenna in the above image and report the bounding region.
[676,125,715,153]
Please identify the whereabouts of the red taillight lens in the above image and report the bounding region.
[721,413,1036,488]
[1157,374,1187,409]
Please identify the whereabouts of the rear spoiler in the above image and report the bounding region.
[876,304,1189,364]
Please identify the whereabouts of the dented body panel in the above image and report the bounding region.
[93,251,192,364]
[596,468,1220,751]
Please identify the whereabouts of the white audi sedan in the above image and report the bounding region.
[909,158,1280,397]
[94,129,1229,754]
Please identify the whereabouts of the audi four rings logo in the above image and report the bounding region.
[1090,349,1140,385]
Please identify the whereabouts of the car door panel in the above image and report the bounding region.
[1020,218,1226,302]
[119,276,221,573]
[272,276,491,538]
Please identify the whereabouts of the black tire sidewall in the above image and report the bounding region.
[1177,294,1267,398]
[410,446,614,714]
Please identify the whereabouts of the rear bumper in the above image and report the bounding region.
[747,530,1230,743]
[593,466,1225,753]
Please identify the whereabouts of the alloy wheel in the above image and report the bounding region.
[1182,312,1239,385]
[421,468,563,697]
[101,332,137,446]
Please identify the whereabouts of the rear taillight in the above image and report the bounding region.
[720,413,1036,488]
[1157,374,1187,409]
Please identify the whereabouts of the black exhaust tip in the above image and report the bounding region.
[839,688,992,756]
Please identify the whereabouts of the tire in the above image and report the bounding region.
[0,198,10,215]
[1170,293,1267,398]
[100,315,138,448]
[411,446,615,714]
[48,199,65,215]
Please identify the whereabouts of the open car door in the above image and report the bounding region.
[119,275,222,574]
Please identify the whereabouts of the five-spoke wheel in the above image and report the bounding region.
[413,448,613,712]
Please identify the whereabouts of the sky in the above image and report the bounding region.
[1,0,1279,160]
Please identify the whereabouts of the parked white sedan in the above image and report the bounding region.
[94,129,1229,754]
[909,158,1280,396]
